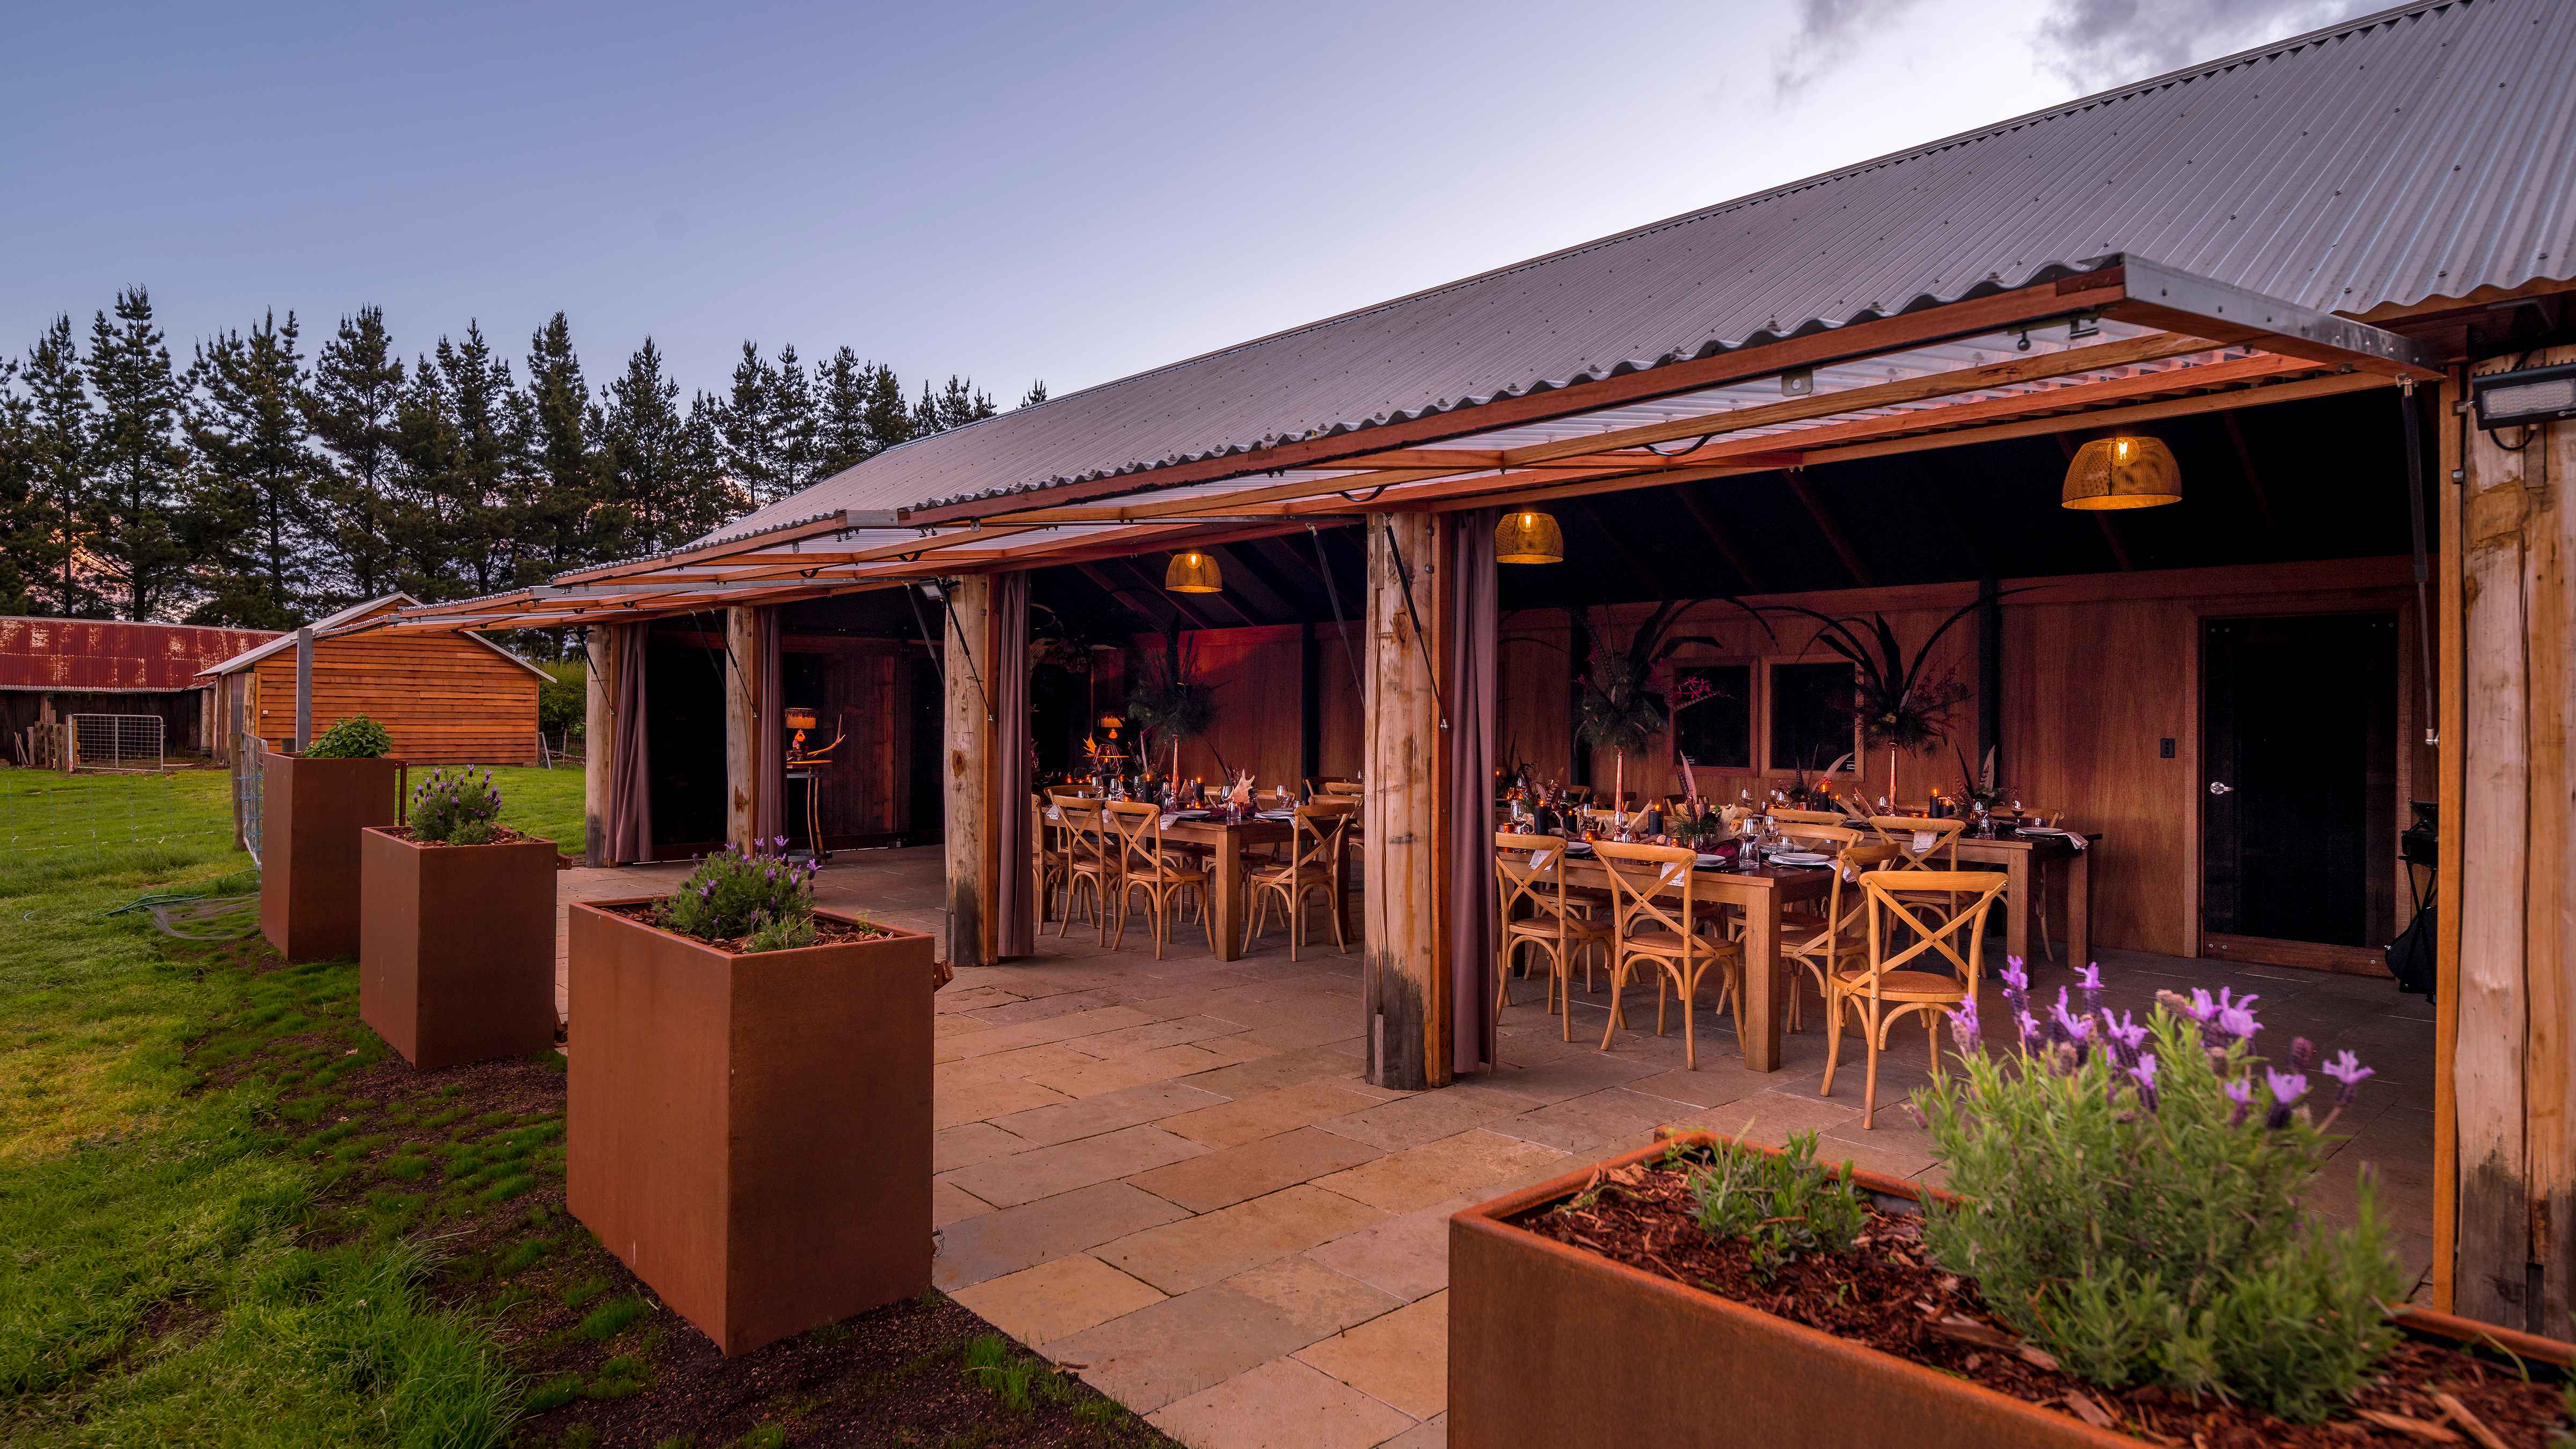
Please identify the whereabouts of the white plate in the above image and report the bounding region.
[1769,851,1833,866]
[1256,810,1296,821]
[1694,853,1729,867]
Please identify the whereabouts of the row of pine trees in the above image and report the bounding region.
[0,287,1041,630]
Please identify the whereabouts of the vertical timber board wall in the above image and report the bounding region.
[943,577,998,969]
[246,627,541,764]
[1315,621,1365,777]
[2450,347,2574,1333]
[807,637,902,838]
[1362,513,1449,1090]
[1495,560,2420,958]
[1115,623,1366,785]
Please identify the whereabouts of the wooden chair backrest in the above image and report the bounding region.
[1057,799,1106,859]
[1592,840,1704,948]
[1868,815,1964,870]
[1857,870,2008,983]
[1782,830,1902,948]
[1312,778,1363,799]
[1493,831,1577,926]
[1045,785,1093,801]
[1100,800,1168,875]
[1291,804,1355,873]
[1773,807,1854,827]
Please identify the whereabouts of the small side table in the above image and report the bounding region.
[786,761,831,862]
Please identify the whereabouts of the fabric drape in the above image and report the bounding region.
[1445,510,1499,1075]
[755,608,784,845]
[993,573,1036,958]
[606,622,652,864]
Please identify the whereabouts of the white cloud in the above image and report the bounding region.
[2029,0,2388,90]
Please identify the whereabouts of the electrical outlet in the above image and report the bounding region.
[2160,738,2176,759]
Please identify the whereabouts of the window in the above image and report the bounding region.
[1768,661,1857,773]
[1669,663,1752,770]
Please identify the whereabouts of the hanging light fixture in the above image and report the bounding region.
[1494,508,1565,564]
[1164,550,1223,593]
[2061,433,2183,510]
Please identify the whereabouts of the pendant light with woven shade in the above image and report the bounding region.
[1163,550,1224,593]
[1494,508,1565,564]
[2061,434,2182,510]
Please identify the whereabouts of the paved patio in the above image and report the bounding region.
[554,846,2438,1449]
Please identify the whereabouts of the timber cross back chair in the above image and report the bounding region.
[1037,787,1090,924]
[1592,841,1746,1071]
[1101,800,1212,960]
[1243,801,1356,960]
[1767,823,1904,1032]
[1052,799,1115,942]
[1823,869,2009,1128]
[1772,807,1855,828]
[1492,831,1613,1041]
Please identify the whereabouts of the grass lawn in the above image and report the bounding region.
[0,765,1170,1449]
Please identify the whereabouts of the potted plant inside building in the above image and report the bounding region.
[566,838,939,1356]
[1449,965,2575,1448]
[260,713,405,963]
[359,767,559,1069]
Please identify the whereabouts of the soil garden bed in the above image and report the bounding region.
[178,931,1175,1449]
[376,823,548,848]
[1508,1143,2570,1447]
[597,899,890,953]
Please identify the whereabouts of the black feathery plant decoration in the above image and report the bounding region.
[1572,598,1774,758]
[1768,594,2021,755]
[1122,624,1213,759]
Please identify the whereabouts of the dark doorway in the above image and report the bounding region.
[906,649,945,847]
[645,637,728,859]
[2200,613,2397,957]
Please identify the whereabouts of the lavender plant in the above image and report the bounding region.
[408,766,503,844]
[654,838,821,952]
[1918,961,2402,1422]
[1685,1131,1867,1279]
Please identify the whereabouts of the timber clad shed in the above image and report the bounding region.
[0,616,279,759]
[197,595,546,765]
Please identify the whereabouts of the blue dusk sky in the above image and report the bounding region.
[2,0,2377,402]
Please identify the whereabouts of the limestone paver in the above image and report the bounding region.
[1220,1255,1404,1337]
[1293,1291,1448,1419]
[1313,1130,1564,1215]
[1621,1062,1770,1110]
[1299,1197,1474,1304]
[1480,1086,1688,1155]
[933,1121,1029,1174]
[1148,1357,1417,1449]
[936,1042,1110,1088]
[934,1181,1191,1291]
[1315,1086,1528,1152]
[987,1081,1231,1149]
[1026,1042,1268,1099]
[935,1077,1076,1131]
[939,1004,1165,1062]
[1474,1050,1666,1106]
[1096,1185,1387,1294]
[1177,1045,1383,1101]
[943,1124,1210,1209]
[1075,1015,1255,1059]
[1128,1127,1385,1213]
[1378,1414,1446,1449]
[1159,1079,1391,1150]
[932,1177,996,1229]
[1045,1282,1347,1414]
[949,1253,1168,1348]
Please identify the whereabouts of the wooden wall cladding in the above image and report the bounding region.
[1494,558,2424,959]
[248,634,541,765]
[1125,623,1365,785]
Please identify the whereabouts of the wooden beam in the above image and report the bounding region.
[1363,511,1450,1091]
[583,627,617,866]
[902,270,2135,525]
[1075,562,1173,631]
[1211,543,1302,625]
[943,575,999,969]
[1784,471,1874,588]
[723,606,759,851]
[2220,411,2285,540]
[2435,365,2465,1314]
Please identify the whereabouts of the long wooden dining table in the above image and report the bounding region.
[1550,851,1834,1073]
[1038,804,1353,964]
[1946,829,2101,969]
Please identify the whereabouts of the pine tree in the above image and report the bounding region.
[304,307,406,604]
[0,362,39,616]
[812,346,873,477]
[389,349,462,598]
[684,390,743,531]
[772,343,816,500]
[19,316,99,616]
[182,310,314,628]
[861,357,912,457]
[1019,380,1050,408]
[597,338,696,556]
[437,324,530,596]
[519,311,596,581]
[84,288,191,619]
[916,374,998,435]
[719,341,782,504]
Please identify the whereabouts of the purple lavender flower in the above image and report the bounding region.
[2076,962,2103,1014]
[1947,998,1981,1057]
[2288,1036,2316,1072]
[773,834,789,850]
[2000,956,2029,998]
[2322,1049,2374,1107]
[2264,1067,2309,1129]
[2097,1009,2148,1071]
[2224,1075,2255,1127]
[2182,987,2220,1026]
[2127,1052,2160,1111]
[2014,1010,2041,1051]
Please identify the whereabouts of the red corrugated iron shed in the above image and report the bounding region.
[0,616,281,693]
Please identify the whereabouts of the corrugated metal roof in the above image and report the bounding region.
[197,595,550,678]
[0,617,280,692]
[713,0,2572,538]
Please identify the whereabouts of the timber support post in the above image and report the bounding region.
[723,606,760,852]
[1362,511,1452,1091]
[942,576,1000,970]
[2442,345,2574,1331]
[582,627,617,867]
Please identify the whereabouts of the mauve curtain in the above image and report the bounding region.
[1446,510,1499,1075]
[606,622,652,863]
[993,572,1036,958]
[756,608,784,845]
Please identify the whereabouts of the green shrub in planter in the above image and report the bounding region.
[304,715,393,758]
[655,839,821,953]
[1920,964,2400,1423]
[409,767,503,844]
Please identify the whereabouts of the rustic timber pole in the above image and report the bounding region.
[2442,344,2574,1331]
[941,576,1000,969]
[723,606,760,852]
[294,625,314,751]
[582,627,617,867]
[1362,511,1452,1090]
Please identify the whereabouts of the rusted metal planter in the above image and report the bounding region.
[1449,1131,2573,1448]
[358,827,559,1069]
[565,897,935,1356]
[259,752,404,962]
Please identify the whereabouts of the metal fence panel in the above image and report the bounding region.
[67,713,165,773]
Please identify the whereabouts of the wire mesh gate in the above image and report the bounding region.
[67,714,165,772]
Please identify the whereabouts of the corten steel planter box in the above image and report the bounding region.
[359,826,560,1069]
[566,897,936,1356]
[1449,1131,2574,1449]
[260,753,405,963]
